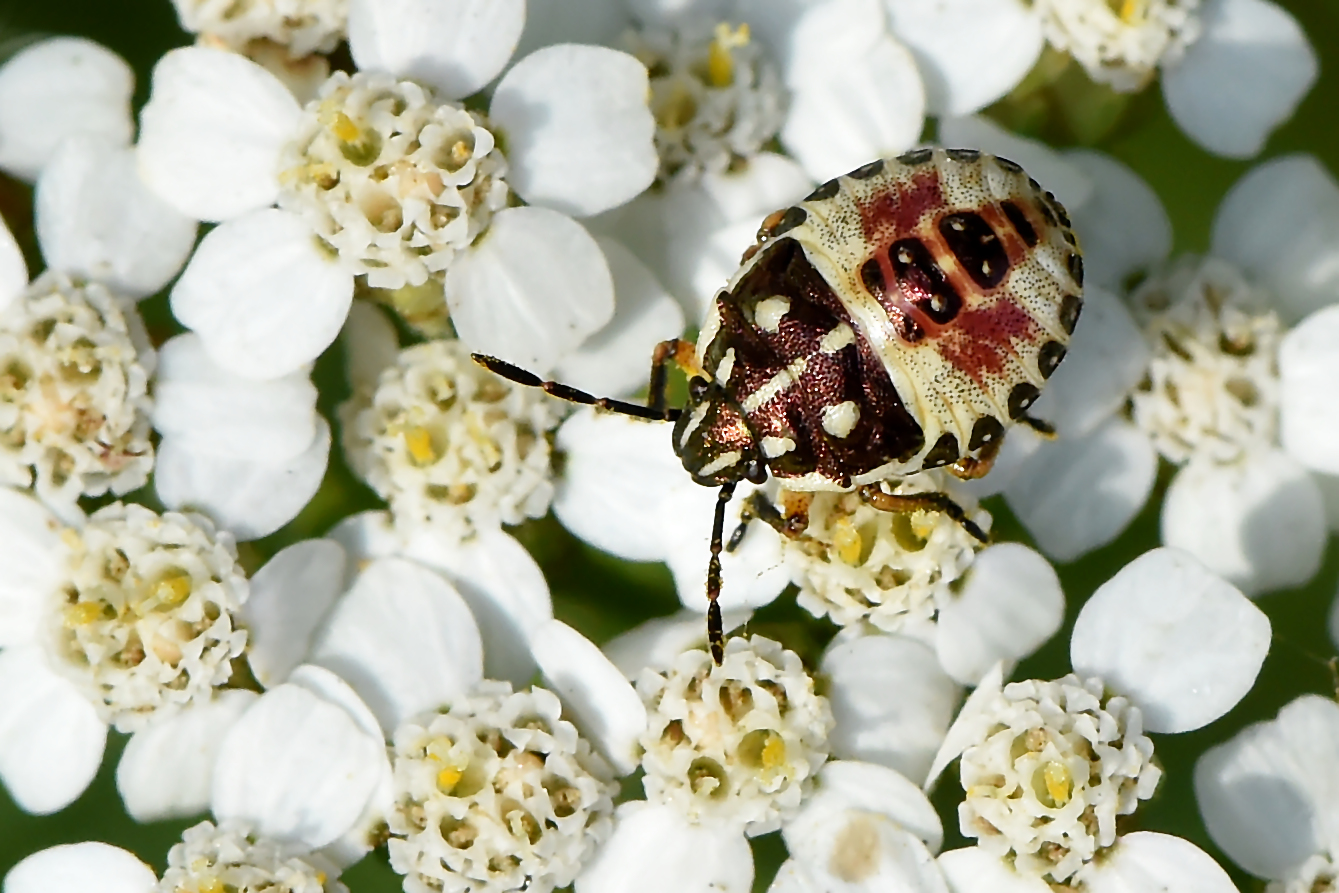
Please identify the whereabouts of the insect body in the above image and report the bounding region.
[476,147,1083,662]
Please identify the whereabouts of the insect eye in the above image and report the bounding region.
[689,377,709,401]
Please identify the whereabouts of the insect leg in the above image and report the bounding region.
[1020,415,1056,437]
[858,484,989,544]
[706,481,737,665]
[727,490,809,551]
[949,432,1005,480]
[472,354,682,422]
[648,339,700,415]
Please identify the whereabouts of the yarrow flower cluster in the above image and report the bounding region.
[159,819,345,893]
[170,0,348,57]
[1039,0,1202,91]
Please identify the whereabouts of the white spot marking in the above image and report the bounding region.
[742,357,807,413]
[822,401,860,438]
[897,248,913,264]
[715,348,736,386]
[820,324,855,353]
[761,436,796,458]
[930,294,946,313]
[755,296,790,333]
[698,450,742,477]
[678,402,709,450]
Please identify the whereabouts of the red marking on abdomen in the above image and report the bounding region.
[936,298,1039,385]
[858,170,942,243]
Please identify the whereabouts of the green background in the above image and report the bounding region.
[0,2,1336,890]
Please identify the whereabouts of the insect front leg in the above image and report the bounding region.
[648,339,704,416]
[858,483,988,544]
[727,490,811,552]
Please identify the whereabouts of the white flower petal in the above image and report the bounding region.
[782,0,926,181]
[1004,417,1158,562]
[935,544,1064,686]
[603,607,754,679]
[0,488,65,647]
[242,539,348,688]
[311,557,484,732]
[924,662,1004,790]
[343,300,400,395]
[0,213,27,312]
[1194,694,1339,879]
[1071,548,1269,734]
[152,333,320,461]
[0,645,106,814]
[766,861,821,893]
[1317,472,1339,534]
[822,634,960,783]
[667,215,765,326]
[557,237,685,399]
[553,409,682,561]
[790,760,943,851]
[530,619,647,775]
[1076,832,1239,893]
[138,47,300,220]
[698,152,815,224]
[213,670,389,848]
[327,510,405,570]
[402,526,553,687]
[116,690,256,821]
[170,209,354,380]
[445,206,613,374]
[154,418,330,541]
[575,802,754,893]
[1162,0,1316,158]
[493,44,657,217]
[936,116,1092,210]
[517,0,631,59]
[884,0,1043,116]
[1281,305,1339,472]
[1212,154,1339,325]
[1029,286,1149,440]
[1161,452,1325,596]
[4,843,155,893]
[0,38,133,181]
[348,0,524,99]
[937,846,1052,893]
[1064,150,1171,290]
[36,137,197,299]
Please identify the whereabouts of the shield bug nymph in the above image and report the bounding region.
[476,147,1084,663]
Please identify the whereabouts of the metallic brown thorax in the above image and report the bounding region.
[673,147,1084,490]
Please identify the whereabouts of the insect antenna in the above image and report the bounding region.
[472,354,682,422]
[705,481,737,665]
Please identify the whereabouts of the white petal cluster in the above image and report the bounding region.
[1268,854,1339,893]
[340,338,563,540]
[0,271,154,507]
[777,477,988,632]
[52,504,248,732]
[957,674,1161,883]
[278,71,510,293]
[638,636,833,835]
[1129,256,1281,464]
[170,0,348,57]
[158,819,345,893]
[1039,0,1202,91]
[625,20,786,186]
[387,681,617,893]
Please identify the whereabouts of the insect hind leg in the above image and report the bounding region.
[706,482,737,665]
[472,354,681,422]
[858,484,989,544]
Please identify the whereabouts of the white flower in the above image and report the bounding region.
[1039,0,1203,91]
[1195,694,1339,893]
[138,0,658,380]
[996,153,1339,596]
[159,819,348,893]
[171,0,349,58]
[0,489,250,815]
[339,328,565,541]
[928,547,1269,891]
[5,842,156,893]
[151,333,331,541]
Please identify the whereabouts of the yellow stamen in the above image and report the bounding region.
[437,766,463,791]
[155,571,192,607]
[1042,761,1073,807]
[760,732,787,770]
[332,111,361,143]
[63,601,104,626]
[195,877,223,893]
[403,425,438,465]
[1119,0,1147,23]
[708,23,750,87]
[832,516,862,565]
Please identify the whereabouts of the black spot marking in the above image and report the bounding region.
[1037,200,1058,228]
[889,238,961,325]
[849,159,884,180]
[995,156,1023,173]
[1028,177,1041,192]
[946,148,980,163]
[1008,383,1040,420]
[894,312,925,344]
[860,258,885,298]
[1001,201,1038,247]
[1067,252,1084,288]
[922,432,959,469]
[898,148,933,165]
[1059,294,1082,335]
[806,178,840,201]
[769,206,808,238]
[1046,193,1072,228]
[1063,229,1078,247]
[939,212,1009,289]
[969,416,1004,451]
[1038,340,1066,379]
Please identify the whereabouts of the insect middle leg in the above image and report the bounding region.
[858,484,989,544]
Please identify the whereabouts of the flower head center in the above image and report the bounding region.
[1040,0,1202,91]
[160,819,338,893]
